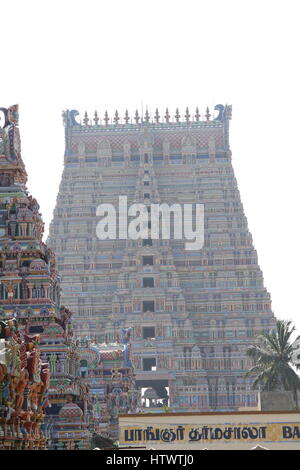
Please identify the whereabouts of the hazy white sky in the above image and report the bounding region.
[2,0,300,331]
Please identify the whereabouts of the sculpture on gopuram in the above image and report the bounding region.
[0,105,93,449]
[0,318,49,450]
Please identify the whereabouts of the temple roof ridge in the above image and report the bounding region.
[62,104,232,130]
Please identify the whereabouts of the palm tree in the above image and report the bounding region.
[246,319,300,406]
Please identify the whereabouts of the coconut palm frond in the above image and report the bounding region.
[280,362,300,390]
[246,319,300,396]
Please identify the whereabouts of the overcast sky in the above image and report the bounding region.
[2,0,300,332]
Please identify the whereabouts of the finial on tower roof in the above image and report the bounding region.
[205,107,211,122]
[165,108,170,123]
[134,110,140,124]
[175,108,180,122]
[93,111,99,125]
[104,111,109,126]
[144,109,150,123]
[154,108,160,123]
[83,111,89,126]
[113,110,120,125]
[195,107,200,122]
[185,107,190,123]
[124,109,130,124]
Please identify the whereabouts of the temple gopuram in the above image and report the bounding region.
[47,106,276,413]
[0,318,49,450]
[0,105,92,449]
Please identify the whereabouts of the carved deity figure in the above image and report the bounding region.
[0,105,21,164]
[29,381,42,411]
[0,364,10,405]
[14,368,29,410]
[6,281,16,301]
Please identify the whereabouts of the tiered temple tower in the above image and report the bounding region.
[0,105,91,449]
[48,106,276,412]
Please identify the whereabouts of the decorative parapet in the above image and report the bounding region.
[62,105,232,129]
[61,105,232,163]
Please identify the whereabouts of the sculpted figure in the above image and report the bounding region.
[15,368,29,410]
[35,364,50,410]
[4,404,15,425]
[0,105,21,163]
[66,109,80,127]
[0,173,13,186]
[29,382,41,411]
[0,375,10,405]
[6,281,15,302]
[214,104,225,121]
[31,416,39,437]
[26,343,41,383]
[22,410,33,437]
[9,375,19,406]
[0,362,7,382]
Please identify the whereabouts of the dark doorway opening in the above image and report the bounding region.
[143,327,155,339]
[143,301,155,312]
[143,277,154,288]
[143,256,153,266]
[143,358,156,371]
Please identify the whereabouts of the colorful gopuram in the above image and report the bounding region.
[0,105,91,449]
[48,105,276,412]
[77,328,140,441]
[0,318,49,450]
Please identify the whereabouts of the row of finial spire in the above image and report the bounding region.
[80,107,213,126]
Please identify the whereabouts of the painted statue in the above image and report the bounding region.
[14,368,29,410]
[0,105,21,163]
[121,328,133,368]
